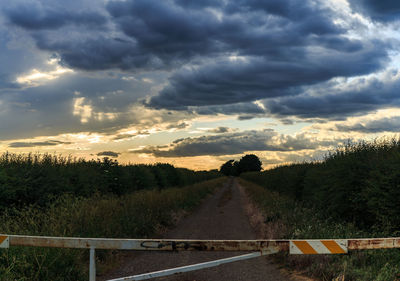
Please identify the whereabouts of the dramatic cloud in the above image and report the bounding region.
[6,3,107,30]
[8,140,71,148]
[0,67,185,140]
[207,127,237,134]
[348,0,400,22]
[4,0,389,111]
[97,151,120,157]
[333,116,400,133]
[112,131,150,141]
[193,102,265,117]
[141,0,388,110]
[1,0,400,169]
[262,69,400,120]
[132,129,341,157]
[148,44,386,109]
[166,122,189,130]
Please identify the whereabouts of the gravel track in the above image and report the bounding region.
[100,178,300,281]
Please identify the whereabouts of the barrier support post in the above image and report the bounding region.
[89,247,96,281]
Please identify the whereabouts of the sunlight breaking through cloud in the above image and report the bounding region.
[16,59,73,87]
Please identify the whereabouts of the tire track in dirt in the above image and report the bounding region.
[100,178,301,281]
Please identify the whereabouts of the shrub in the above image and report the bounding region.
[0,177,225,281]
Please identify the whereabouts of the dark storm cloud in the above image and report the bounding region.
[237,115,256,121]
[348,0,400,22]
[148,43,386,109]
[5,0,389,88]
[97,151,120,157]
[193,102,265,116]
[174,0,223,9]
[9,140,71,147]
[132,129,339,157]
[13,0,224,71]
[137,0,387,110]
[133,129,277,157]
[106,0,222,63]
[0,31,50,91]
[263,71,400,119]
[32,35,150,71]
[334,116,400,133]
[1,0,395,130]
[6,3,107,30]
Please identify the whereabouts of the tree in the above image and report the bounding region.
[232,160,241,176]
[238,154,262,173]
[220,155,262,176]
[220,160,235,176]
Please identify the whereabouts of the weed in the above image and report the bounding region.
[0,177,225,281]
[241,179,400,281]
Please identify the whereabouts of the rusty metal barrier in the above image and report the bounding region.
[1,234,400,280]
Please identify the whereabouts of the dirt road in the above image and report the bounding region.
[101,178,299,281]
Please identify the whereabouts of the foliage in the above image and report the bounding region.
[0,153,221,209]
[237,154,262,173]
[220,154,262,176]
[242,179,400,281]
[0,177,225,281]
[220,159,235,176]
[241,138,400,231]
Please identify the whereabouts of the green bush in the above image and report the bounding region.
[241,138,400,231]
[242,179,400,281]
[241,139,400,280]
[0,177,225,281]
[0,153,221,209]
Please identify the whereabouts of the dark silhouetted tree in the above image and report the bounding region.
[232,160,241,176]
[238,154,262,174]
[220,160,235,176]
[220,155,262,176]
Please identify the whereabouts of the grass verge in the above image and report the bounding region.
[240,178,400,281]
[0,177,226,281]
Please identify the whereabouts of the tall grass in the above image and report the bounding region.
[242,179,400,281]
[0,152,221,209]
[240,138,400,280]
[241,138,400,232]
[0,177,225,281]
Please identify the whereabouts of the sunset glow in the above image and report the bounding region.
[1,0,400,170]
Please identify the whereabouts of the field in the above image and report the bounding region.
[0,153,223,280]
[0,153,220,209]
[2,139,400,280]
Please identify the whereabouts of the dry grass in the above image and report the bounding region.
[238,179,287,240]
[0,177,225,281]
[238,179,316,281]
[239,178,400,281]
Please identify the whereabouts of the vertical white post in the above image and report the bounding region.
[89,247,96,281]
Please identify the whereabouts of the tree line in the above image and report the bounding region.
[0,152,221,210]
[219,154,262,176]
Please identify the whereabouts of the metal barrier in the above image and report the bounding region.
[1,234,400,281]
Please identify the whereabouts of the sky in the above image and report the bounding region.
[0,0,400,170]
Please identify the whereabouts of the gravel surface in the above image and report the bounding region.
[100,178,301,281]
